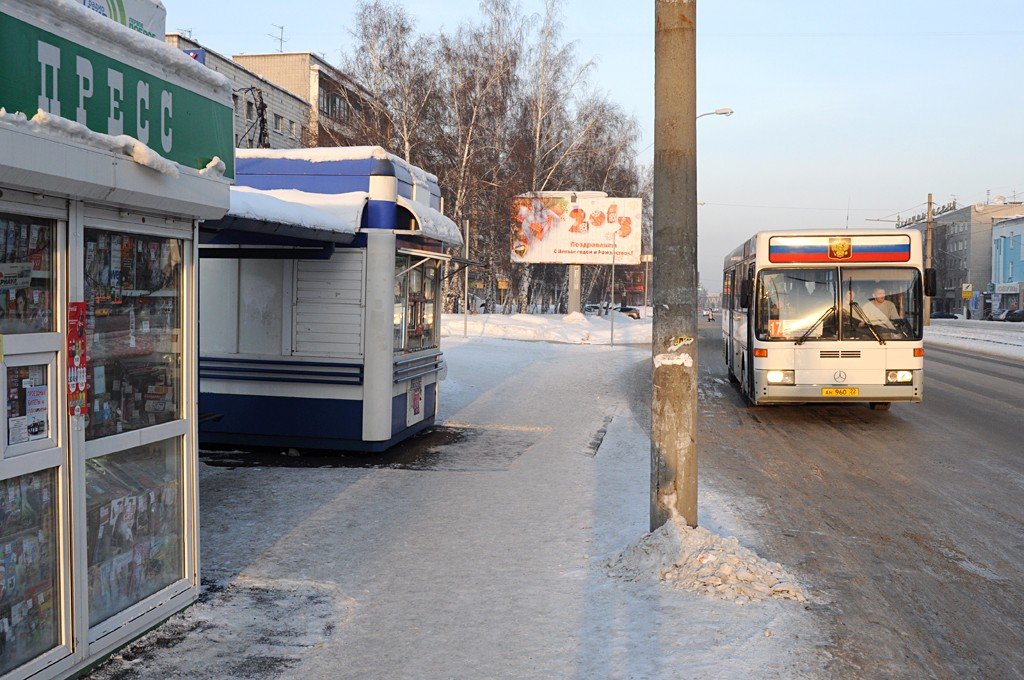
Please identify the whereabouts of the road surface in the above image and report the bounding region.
[661,324,1024,678]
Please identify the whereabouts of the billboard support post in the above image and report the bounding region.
[568,265,582,314]
[463,219,470,337]
[651,0,698,530]
[610,231,617,346]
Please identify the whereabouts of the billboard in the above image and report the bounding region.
[77,0,167,39]
[511,194,642,265]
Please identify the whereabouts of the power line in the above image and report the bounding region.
[698,201,904,212]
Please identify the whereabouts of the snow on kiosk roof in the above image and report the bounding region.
[235,147,462,247]
[203,186,365,245]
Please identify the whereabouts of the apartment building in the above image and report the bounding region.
[232,52,367,147]
[165,34,310,149]
[898,200,1024,314]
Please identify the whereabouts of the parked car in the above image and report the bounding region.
[583,303,602,315]
[986,309,1011,321]
[930,311,958,319]
[615,306,641,319]
[1006,309,1024,322]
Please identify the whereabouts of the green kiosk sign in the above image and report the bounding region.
[0,10,234,178]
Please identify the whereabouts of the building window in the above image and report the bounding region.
[232,94,240,114]
[246,101,255,120]
[273,114,284,133]
[289,120,298,138]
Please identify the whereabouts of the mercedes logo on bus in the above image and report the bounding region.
[834,370,848,383]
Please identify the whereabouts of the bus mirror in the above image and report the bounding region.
[924,268,937,297]
[740,279,752,308]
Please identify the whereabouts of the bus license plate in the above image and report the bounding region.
[822,387,859,397]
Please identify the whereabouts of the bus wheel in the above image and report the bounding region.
[868,402,891,411]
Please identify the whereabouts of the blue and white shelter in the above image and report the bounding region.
[198,147,466,452]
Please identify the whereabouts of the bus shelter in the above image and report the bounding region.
[0,2,232,678]
[198,148,468,452]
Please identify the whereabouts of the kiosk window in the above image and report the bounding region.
[0,214,54,335]
[6,364,50,447]
[394,256,439,352]
[83,230,183,440]
[0,469,60,675]
[85,439,183,626]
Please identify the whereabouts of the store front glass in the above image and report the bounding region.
[0,469,61,675]
[85,439,183,627]
[84,230,182,440]
[82,227,187,628]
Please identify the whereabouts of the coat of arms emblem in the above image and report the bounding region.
[828,237,853,260]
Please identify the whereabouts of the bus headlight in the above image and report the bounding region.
[886,370,914,384]
[765,370,795,385]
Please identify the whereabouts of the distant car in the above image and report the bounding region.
[987,309,1011,321]
[615,306,641,319]
[583,303,602,315]
[1006,309,1024,322]
[930,311,958,319]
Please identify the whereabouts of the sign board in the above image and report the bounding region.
[67,301,89,416]
[76,0,167,39]
[511,195,642,265]
[0,8,234,178]
[995,282,1020,294]
[0,263,32,291]
[961,283,973,299]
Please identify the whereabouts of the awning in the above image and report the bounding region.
[202,186,367,244]
[396,247,481,279]
[396,195,464,247]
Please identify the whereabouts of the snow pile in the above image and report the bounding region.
[0,109,180,177]
[606,516,807,605]
[441,312,652,344]
[228,186,366,236]
[199,156,226,178]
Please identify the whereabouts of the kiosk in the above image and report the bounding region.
[0,2,231,677]
[198,148,465,452]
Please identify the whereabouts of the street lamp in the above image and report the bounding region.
[696,107,734,120]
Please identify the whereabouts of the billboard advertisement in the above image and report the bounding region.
[511,194,642,265]
[77,0,167,39]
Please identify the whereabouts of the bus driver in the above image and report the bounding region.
[851,286,901,330]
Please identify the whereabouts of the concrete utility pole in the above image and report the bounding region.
[651,0,699,530]
[924,194,933,326]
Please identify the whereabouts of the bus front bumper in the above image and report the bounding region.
[754,372,923,404]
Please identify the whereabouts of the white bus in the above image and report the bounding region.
[722,229,936,410]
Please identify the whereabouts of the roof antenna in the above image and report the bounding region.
[846,197,850,229]
[269,24,287,52]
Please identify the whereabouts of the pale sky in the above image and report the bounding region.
[165,0,1024,291]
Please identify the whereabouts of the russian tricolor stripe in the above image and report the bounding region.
[769,237,911,263]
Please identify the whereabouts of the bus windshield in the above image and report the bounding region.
[757,268,838,341]
[840,268,922,341]
[757,267,922,342]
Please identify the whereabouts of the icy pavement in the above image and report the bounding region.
[91,337,827,679]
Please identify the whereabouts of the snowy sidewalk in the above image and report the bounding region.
[91,338,825,679]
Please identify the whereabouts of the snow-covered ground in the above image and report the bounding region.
[443,313,1023,360]
[441,311,655,344]
[923,318,1024,360]
[91,336,827,679]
